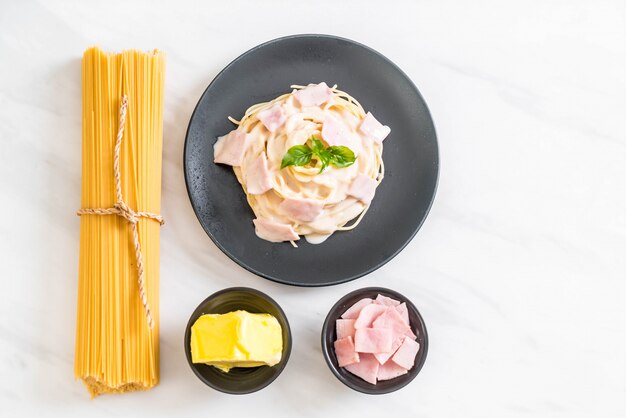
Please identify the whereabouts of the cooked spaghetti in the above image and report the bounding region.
[213,83,391,245]
[74,47,165,396]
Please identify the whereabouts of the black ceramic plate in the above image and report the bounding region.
[184,34,438,286]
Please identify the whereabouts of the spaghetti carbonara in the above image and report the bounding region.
[213,83,391,245]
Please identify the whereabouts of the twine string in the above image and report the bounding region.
[77,96,163,329]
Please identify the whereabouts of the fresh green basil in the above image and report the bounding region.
[327,146,356,168]
[280,136,356,173]
[280,145,313,169]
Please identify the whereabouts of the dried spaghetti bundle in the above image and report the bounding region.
[74,47,165,396]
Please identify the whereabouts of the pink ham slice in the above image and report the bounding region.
[372,307,411,364]
[347,174,378,205]
[359,112,391,144]
[392,337,420,370]
[213,129,251,166]
[344,353,379,385]
[377,360,408,381]
[252,218,299,242]
[375,294,401,307]
[395,302,410,324]
[336,319,356,340]
[355,328,392,353]
[278,198,323,222]
[372,307,410,335]
[393,302,417,339]
[246,152,273,195]
[340,298,373,319]
[294,82,332,107]
[257,104,286,133]
[405,328,418,340]
[353,304,387,329]
[373,336,404,365]
[321,115,350,148]
[334,336,360,367]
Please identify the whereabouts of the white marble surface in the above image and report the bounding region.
[1,0,625,416]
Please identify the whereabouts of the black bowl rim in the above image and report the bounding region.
[183,287,292,394]
[321,287,429,394]
[182,33,439,287]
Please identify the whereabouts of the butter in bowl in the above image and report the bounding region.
[184,288,292,394]
[190,310,283,371]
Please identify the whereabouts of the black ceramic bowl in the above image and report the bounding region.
[184,287,292,394]
[321,287,428,394]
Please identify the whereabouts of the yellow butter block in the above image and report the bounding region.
[190,310,282,371]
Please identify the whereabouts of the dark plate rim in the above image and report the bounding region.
[183,287,293,394]
[320,286,429,394]
[183,33,439,287]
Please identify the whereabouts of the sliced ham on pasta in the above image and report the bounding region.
[293,82,332,107]
[321,115,349,147]
[359,112,391,144]
[321,115,362,155]
[257,104,286,133]
[214,129,251,166]
[214,83,390,245]
[245,152,273,195]
[348,174,378,205]
[253,218,300,242]
[279,198,324,223]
